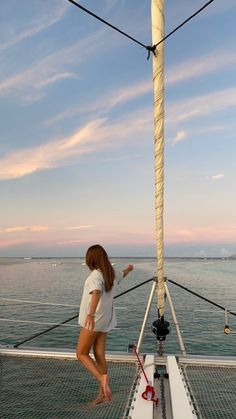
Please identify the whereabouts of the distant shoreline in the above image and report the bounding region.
[1,256,236,260]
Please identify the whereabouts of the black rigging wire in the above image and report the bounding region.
[67,0,147,49]
[168,278,236,318]
[153,0,215,49]
[67,0,215,58]
[13,275,235,348]
[13,277,155,348]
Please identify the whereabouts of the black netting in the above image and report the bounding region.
[0,354,138,419]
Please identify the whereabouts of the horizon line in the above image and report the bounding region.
[0,256,235,259]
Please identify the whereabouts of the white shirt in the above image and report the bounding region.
[78,269,123,332]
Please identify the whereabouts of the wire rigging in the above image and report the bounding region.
[67,0,147,49]
[168,279,236,318]
[67,0,215,58]
[12,276,235,348]
[153,0,215,49]
[13,277,154,348]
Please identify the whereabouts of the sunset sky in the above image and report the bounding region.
[1,0,236,257]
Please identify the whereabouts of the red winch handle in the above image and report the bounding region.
[142,384,158,404]
[133,346,159,404]
[134,346,149,383]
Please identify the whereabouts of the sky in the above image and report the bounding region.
[0,0,236,258]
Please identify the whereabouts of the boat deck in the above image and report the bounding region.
[181,362,236,419]
[0,348,138,419]
[1,348,236,419]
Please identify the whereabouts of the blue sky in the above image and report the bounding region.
[0,0,236,257]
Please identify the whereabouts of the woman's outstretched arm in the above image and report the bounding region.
[122,264,133,278]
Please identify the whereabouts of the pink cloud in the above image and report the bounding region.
[65,225,92,230]
[0,238,32,248]
[165,225,236,244]
[1,225,49,233]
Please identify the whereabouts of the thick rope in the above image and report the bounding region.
[152,0,165,320]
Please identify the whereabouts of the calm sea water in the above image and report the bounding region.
[0,257,235,356]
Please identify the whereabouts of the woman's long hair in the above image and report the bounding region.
[86,244,115,292]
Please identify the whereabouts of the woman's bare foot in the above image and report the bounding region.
[101,374,112,401]
[89,383,110,406]
[90,394,108,406]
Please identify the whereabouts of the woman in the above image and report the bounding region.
[77,244,133,405]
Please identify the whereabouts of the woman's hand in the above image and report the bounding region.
[85,314,95,331]
[128,264,133,272]
[85,289,101,331]
[123,264,134,278]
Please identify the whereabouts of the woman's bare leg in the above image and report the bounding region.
[92,332,111,403]
[76,327,101,382]
[93,332,107,374]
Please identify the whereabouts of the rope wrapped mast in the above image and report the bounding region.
[152,0,169,353]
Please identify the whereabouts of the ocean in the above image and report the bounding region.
[0,257,235,356]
